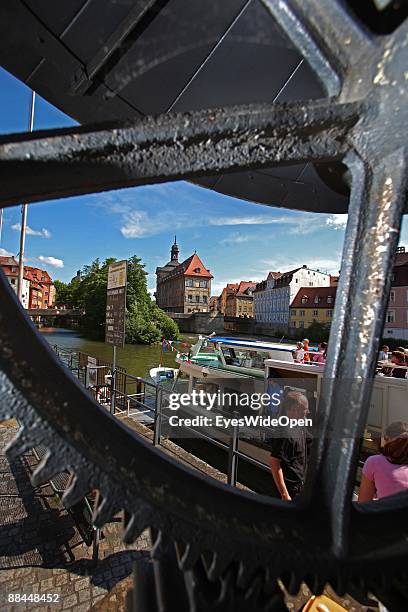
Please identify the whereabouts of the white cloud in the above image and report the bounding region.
[11,223,51,238]
[37,256,64,269]
[95,184,351,241]
[326,214,347,230]
[260,254,341,276]
[0,248,13,257]
[220,233,250,246]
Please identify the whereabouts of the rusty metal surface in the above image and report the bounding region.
[0,1,407,609]
[0,99,360,208]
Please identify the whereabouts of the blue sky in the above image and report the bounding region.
[0,67,406,295]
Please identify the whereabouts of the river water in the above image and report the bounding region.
[39,327,199,377]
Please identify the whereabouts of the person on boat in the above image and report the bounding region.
[380,350,408,378]
[358,421,408,502]
[269,391,311,501]
[293,341,305,363]
[312,342,327,364]
[378,345,389,361]
[302,338,311,363]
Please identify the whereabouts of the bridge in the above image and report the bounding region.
[27,308,85,317]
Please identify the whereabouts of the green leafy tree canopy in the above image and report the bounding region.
[55,255,179,344]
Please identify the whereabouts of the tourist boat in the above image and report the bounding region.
[175,335,300,379]
[169,338,407,479]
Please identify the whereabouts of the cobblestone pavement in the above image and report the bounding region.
[0,423,150,612]
[0,419,379,612]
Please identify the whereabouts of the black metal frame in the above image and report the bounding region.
[0,1,407,608]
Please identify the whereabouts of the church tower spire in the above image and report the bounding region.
[171,235,179,262]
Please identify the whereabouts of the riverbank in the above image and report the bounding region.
[39,327,198,378]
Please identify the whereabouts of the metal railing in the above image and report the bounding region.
[53,345,272,488]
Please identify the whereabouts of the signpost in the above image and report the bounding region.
[105,260,127,413]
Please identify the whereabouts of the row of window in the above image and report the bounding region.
[292,309,333,317]
[386,310,408,323]
[186,295,208,303]
[185,279,208,288]
[300,295,334,304]
[389,290,408,303]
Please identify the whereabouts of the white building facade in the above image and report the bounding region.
[7,276,30,309]
[254,266,331,327]
[254,272,280,324]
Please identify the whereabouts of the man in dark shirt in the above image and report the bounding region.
[269,391,311,501]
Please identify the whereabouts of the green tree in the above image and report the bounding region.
[54,277,81,307]
[74,255,179,344]
[303,320,330,343]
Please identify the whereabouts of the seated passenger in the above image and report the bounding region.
[302,338,311,363]
[312,342,327,364]
[293,341,305,363]
[358,421,408,502]
[378,345,389,361]
[390,351,407,379]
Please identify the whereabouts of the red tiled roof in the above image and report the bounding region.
[182,253,213,278]
[24,266,53,283]
[267,271,281,281]
[395,250,408,266]
[236,281,257,297]
[0,256,18,267]
[291,286,337,308]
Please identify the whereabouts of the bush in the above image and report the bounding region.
[150,305,179,340]
[65,254,180,345]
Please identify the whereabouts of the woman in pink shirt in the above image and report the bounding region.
[358,421,408,502]
[312,342,327,365]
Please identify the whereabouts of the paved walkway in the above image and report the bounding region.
[0,423,150,611]
[0,420,378,611]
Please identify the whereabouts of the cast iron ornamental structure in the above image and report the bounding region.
[0,1,407,609]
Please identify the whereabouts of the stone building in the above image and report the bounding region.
[0,257,55,309]
[0,256,30,308]
[225,281,257,318]
[290,286,337,330]
[155,238,213,313]
[218,283,239,315]
[384,246,408,341]
[253,271,282,324]
[254,265,331,328]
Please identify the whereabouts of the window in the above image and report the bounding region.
[293,321,296,327]
[194,268,201,273]
[301,296,308,304]
[185,279,193,287]
[390,290,395,303]
[386,311,395,323]
[195,295,200,302]
[327,296,333,304]
[188,294,193,302]
[202,296,208,303]
[327,310,333,317]
[199,280,208,288]
[313,310,318,316]
[299,321,304,328]
[314,296,321,304]
[292,310,296,316]
[299,310,305,317]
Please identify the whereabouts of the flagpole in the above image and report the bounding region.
[17,90,36,303]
